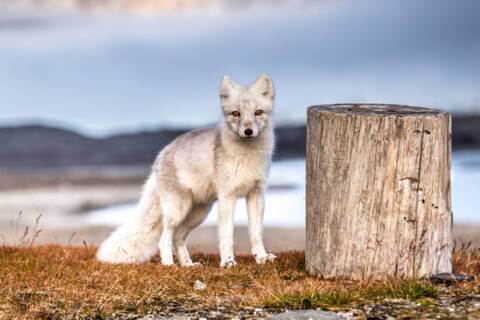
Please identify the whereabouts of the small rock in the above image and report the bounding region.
[194,280,207,290]
[385,298,409,304]
[269,310,341,320]
[337,311,354,319]
[429,272,475,284]
[208,311,223,318]
[254,308,263,314]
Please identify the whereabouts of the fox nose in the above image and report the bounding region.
[244,128,253,136]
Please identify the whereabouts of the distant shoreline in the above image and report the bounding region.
[0,0,222,14]
[0,0,298,15]
[2,225,478,250]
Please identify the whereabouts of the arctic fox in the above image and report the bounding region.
[97,74,277,268]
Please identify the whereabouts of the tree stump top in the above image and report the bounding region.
[309,104,448,117]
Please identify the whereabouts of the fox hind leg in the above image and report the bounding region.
[159,193,192,266]
[174,204,211,267]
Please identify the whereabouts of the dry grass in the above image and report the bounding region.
[0,243,479,319]
[453,241,480,276]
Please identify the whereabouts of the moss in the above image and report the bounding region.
[363,281,438,301]
[262,290,353,309]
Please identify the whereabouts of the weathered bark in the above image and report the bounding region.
[306,104,452,279]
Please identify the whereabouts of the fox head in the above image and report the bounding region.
[220,73,275,139]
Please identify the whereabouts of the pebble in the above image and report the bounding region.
[208,311,222,317]
[336,311,354,319]
[269,310,341,320]
[194,280,207,291]
[429,272,475,284]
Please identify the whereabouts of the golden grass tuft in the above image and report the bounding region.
[453,241,480,276]
[0,244,479,319]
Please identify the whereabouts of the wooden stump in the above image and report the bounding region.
[306,104,452,279]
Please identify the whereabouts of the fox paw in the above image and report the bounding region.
[160,257,176,266]
[184,262,203,268]
[255,253,277,264]
[220,257,237,269]
[161,262,176,267]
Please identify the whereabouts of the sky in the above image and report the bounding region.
[0,0,479,136]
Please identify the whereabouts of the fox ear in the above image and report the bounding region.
[220,75,238,101]
[250,73,274,100]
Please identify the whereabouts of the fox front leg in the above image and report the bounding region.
[247,188,276,264]
[217,195,237,268]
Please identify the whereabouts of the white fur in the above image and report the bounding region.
[97,74,277,267]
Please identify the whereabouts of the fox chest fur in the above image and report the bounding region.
[214,141,271,197]
[167,128,273,205]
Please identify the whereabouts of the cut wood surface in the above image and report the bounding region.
[306,104,452,279]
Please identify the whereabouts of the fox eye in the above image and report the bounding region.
[231,111,241,117]
[255,110,263,116]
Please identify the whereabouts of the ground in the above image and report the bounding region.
[0,244,479,319]
[0,170,479,319]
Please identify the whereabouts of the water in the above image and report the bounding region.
[1,0,480,136]
[86,151,480,227]
[87,159,306,227]
[452,151,480,223]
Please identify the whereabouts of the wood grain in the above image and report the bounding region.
[306,104,452,279]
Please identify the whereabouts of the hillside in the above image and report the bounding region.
[0,115,478,170]
[0,124,305,170]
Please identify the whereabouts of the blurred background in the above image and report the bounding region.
[0,0,479,251]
